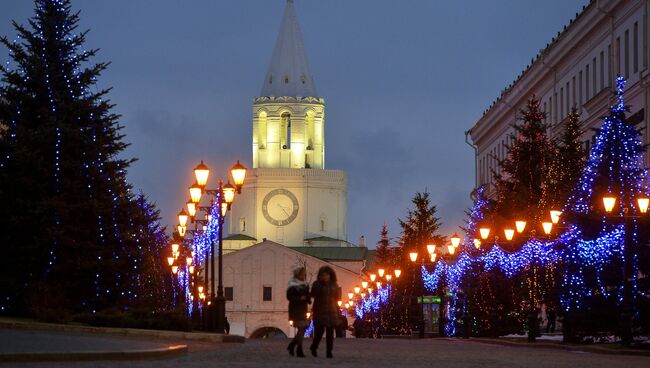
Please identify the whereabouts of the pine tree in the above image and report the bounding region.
[493,96,554,240]
[374,223,393,267]
[0,0,166,317]
[541,108,585,211]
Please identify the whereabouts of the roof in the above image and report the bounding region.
[292,247,371,262]
[259,0,318,98]
[223,234,257,241]
[304,236,341,242]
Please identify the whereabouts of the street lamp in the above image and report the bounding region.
[450,234,461,248]
[602,195,617,213]
[230,160,247,194]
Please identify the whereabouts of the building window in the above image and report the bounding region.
[263,286,272,301]
[593,57,597,95]
[624,30,629,78]
[586,64,590,100]
[548,96,552,123]
[600,51,605,90]
[565,82,569,115]
[225,287,234,301]
[578,71,582,106]
[560,88,564,118]
[284,75,289,84]
[634,22,639,73]
[572,76,576,108]
[616,37,621,76]
[239,217,246,232]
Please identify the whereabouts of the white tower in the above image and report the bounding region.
[224,0,348,250]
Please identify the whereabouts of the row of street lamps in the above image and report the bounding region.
[165,160,247,333]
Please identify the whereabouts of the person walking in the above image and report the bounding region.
[309,266,340,358]
[287,266,310,357]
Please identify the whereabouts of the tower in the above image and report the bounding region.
[224,0,348,250]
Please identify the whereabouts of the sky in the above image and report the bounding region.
[1,0,590,248]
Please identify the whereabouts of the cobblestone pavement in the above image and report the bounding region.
[2,333,649,368]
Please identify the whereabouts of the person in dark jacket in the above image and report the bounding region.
[309,266,340,358]
[287,266,310,357]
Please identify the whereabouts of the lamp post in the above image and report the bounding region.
[168,160,246,332]
[601,194,649,345]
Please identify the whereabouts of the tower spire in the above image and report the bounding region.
[260,0,318,98]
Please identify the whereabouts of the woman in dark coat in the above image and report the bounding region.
[309,266,341,358]
[286,266,310,357]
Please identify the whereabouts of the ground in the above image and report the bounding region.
[1,329,649,368]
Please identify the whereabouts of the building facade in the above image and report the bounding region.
[469,0,650,190]
[223,0,348,251]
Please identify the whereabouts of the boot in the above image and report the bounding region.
[287,341,295,356]
[310,346,318,357]
[296,346,305,357]
[326,351,333,359]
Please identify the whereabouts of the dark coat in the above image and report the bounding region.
[287,282,310,322]
[310,280,341,327]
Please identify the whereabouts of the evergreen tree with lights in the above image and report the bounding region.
[0,0,167,318]
[375,223,393,266]
[563,77,650,342]
[390,191,445,334]
[492,96,554,239]
[540,108,586,211]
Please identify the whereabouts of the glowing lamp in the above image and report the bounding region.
[202,225,207,232]
[177,225,186,238]
[638,197,649,214]
[194,160,210,187]
[370,274,376,282]
[361,281,368,289]
[360,292,366,298]
[230,160,247,193]
[223,182,236,205]
[450,234,461,248]
[409,252,418,262]
[171,243,179,253]
[603,196,617,213]
[354,286,361,294]
[178,209,189,227]
[306,312,311,319]
[348,292,354,299]
[337,300,343,307]
[430,253,437,262]
[542,222,553,235]
[378,268,385,277]
[504,229,515,241]
[515,220,527,233]
[221,202,228,217]
[289,320,293,326]
[189,265,195,274]
[473,239,481,249]
[173,250,179,259]
[198,286,204,293]
[426,244,436,255]
[447,244,455,255]
[386,274,392,281]
[550,210,562,224]
[167,257,174,266]
[376,282,382,288]
[189,183,203,204]
[171,265,178,274]
[186,257,193,266]
[394,269,401,278]
[367,287,373,294]
[187,201,197,217]
[479,228,491,240]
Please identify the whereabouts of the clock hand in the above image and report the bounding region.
[277,203,290,217]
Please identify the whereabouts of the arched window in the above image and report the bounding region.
[284,75,289,84]
[281,113,291,149]
[319,214,327,232]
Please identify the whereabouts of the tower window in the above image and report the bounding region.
[284,75,289,84]
[225,287,234,301]
[269,75,273,84]
[281,113,291,149]
[301,74,306,84]
[240,217,246,232]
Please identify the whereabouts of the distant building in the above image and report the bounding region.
[218,0,371,338]
[468,0,649,191]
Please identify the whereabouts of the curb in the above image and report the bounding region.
[0,318,245,344]
[465,337,650,357]
[0,345,188,363]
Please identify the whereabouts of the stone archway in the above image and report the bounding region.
[249,326,287,339]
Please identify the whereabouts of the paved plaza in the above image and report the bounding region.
[1,329,649,368]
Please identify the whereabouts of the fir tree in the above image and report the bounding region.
[374,223,393,267]
[541,108,586,211]
[493,96,553,240]
[0,0,166,317]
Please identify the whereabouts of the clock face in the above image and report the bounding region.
[262,189,299,226]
